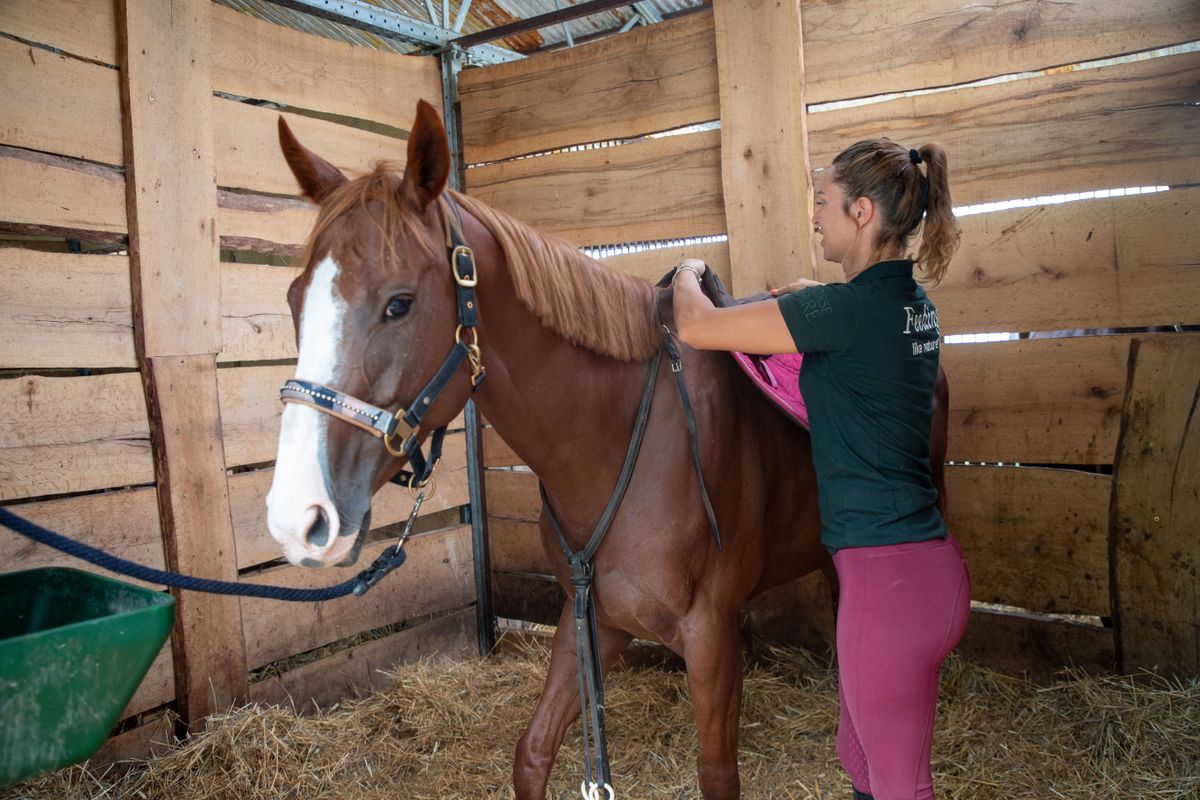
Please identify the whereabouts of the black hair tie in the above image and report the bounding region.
[909,148,923,165]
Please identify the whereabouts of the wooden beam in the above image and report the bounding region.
[216,189,314,256]
[0,145,126,242]
[1112,335,1200,674]
[0,0,118,66]
[466,129,723,247]
[0,249,137,370]
[807,51,1200,209]
[713,0,819,294]
[118,0,247,725]
[460,12,719,163]
[801,0,1200,105]
[942,335,1131,464]
[957,607,1115,680]
[931,186,1200,336]
[0,34,123,165]
[947,466,1111,616]
[210,2,441,133]
[141,354,248,722]
[241,526,476,669]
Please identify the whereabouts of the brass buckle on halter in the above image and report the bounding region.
[382,412,416,458]
[456,324,485,386]
[452,246,477,287]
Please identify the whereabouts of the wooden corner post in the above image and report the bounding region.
[1111,336,1200,675]
[712,0,823,295]
[117,0,248,725]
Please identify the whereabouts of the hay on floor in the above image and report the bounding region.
[5,636,1198,799]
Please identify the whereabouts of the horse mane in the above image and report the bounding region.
[451,190,661,363]
[299,163,660,363]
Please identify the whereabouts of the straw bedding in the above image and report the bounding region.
[5,636,1197,800]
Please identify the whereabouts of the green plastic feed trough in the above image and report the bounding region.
[0,567,175,788]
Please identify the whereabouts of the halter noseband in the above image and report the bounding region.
[279,194,485,490]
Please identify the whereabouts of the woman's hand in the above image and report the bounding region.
[673,258,708,285]
[769,278,824,297]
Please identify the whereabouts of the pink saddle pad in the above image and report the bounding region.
[731,352,809,430]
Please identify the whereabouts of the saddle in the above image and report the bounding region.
[656,269,810,430]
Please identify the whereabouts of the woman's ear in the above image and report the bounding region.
[852,196,874,227]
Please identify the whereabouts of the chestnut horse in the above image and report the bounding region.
[266,100,948,799]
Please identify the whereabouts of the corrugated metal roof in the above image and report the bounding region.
[214,0,706,56]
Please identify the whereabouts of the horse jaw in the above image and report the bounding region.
[266,254,362,567]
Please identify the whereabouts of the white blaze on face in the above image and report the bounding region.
[266,255,354,566]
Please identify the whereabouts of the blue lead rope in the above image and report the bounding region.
[0,506,406,601]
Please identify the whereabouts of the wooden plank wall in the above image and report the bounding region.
[0,0,471,760]
[459,1,1200,676]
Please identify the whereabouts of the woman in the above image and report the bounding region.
[671,139,970,800]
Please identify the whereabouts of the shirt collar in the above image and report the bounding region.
[850,259,914,284]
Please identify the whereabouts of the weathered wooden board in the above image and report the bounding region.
[211,3,441,132]
[248,608,476,713]
[90,711,174,768]
[466,129,723,247]
[946,465,1111,616]
[0,146,126,241]
[241,525,475,669]
[0,371,152,501]
[0,35,123,165]
[0,0,117,65]
[0,249,137,369]
[484,469,541,523]
[801,0,1200,105]
[957,607,1116,680]
[1112,336,1200,674]
[714,0,818,295]
[491,570,563,627]
[217,189,314,256]
[229,434,471,571]
[741,570,837,659]
[219,262,300,363]
[487,517,549,575]
[482,429,522,469]
[942,335,1130,464]
[142,353,247,721]
[597,240,732,288]
[807,51,1200,208]
[120,644,174,720]
[216,363,296,467]
[214,99,405,196]
[460,12,718,164]
[0,487,164,589]
[932,186,1200,335]
[119,0,220,359]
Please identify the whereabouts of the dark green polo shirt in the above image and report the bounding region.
[776,259,946,551]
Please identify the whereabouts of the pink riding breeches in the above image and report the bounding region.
[832,534,971,800]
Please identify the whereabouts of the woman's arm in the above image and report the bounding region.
[672,263,798,354]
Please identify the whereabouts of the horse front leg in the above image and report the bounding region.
[682,613,746,800]
[513,599,632,800]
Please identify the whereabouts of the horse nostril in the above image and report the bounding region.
[305,506,331,548]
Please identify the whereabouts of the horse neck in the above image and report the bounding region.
[460,210,659,512]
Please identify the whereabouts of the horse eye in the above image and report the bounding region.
[384,296,412,320]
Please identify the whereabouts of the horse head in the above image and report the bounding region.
[266,100,477,568]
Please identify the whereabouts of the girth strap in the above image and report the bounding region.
[664,336,722,551]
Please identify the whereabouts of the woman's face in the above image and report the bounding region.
[812,169,858,264]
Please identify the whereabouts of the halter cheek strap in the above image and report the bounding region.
[279,194,484,490]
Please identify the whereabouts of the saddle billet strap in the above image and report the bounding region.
[663,337,723,551]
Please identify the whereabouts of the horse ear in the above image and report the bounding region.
[400,99,450,211]
[278,116,347,203]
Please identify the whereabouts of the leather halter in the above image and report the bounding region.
[279,194,485,490]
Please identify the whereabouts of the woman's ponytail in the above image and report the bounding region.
[913,143,960,286]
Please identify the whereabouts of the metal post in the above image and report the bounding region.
[464,399,495,655]
[442,48,493,654]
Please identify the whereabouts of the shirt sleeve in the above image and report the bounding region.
[776,284,857,353]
